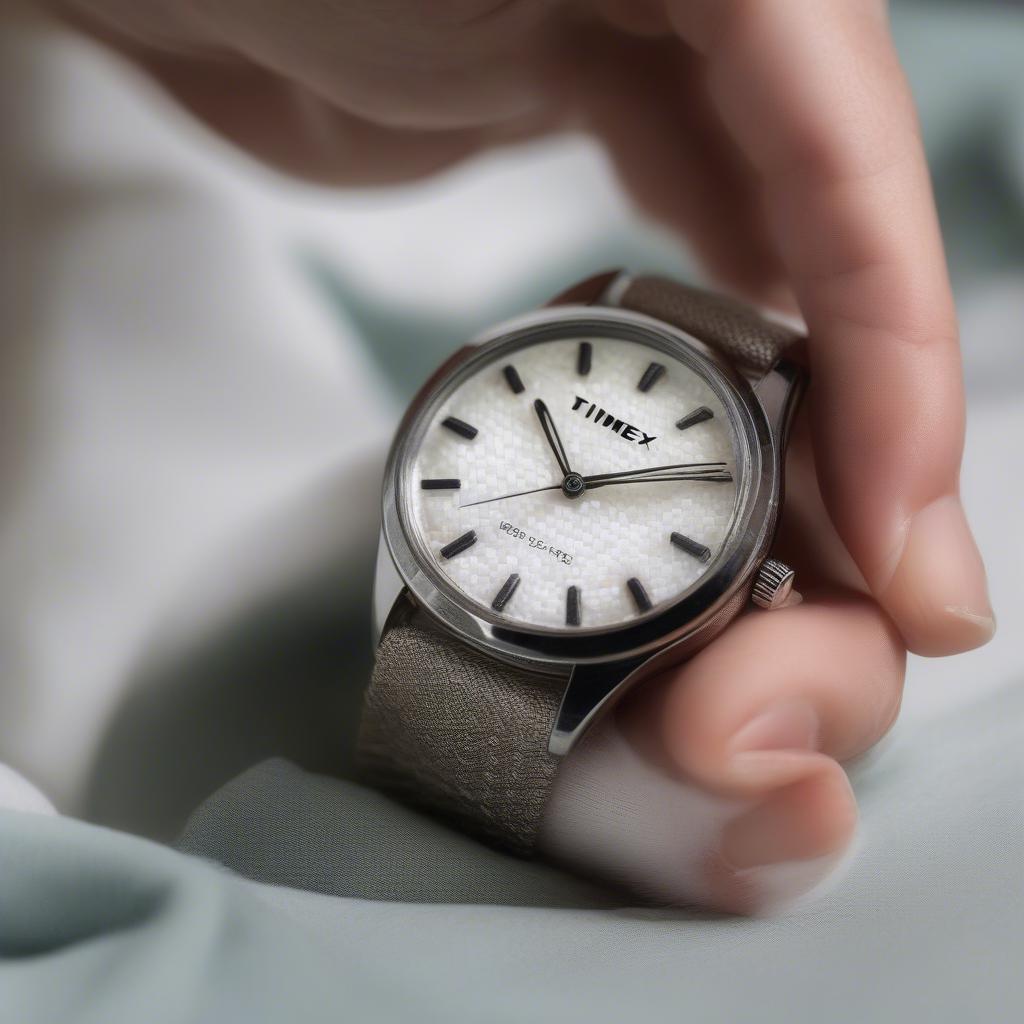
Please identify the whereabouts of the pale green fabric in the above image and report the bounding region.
[3,681,1022,1022]
[1,812,339,1024]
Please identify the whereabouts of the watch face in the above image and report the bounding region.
[397,318,757,634]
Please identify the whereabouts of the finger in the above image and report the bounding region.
[700,765,857,913]
[134,53,557,185]
[544,704,856,915]
[623,590,905,799]
[772,405,869,593]
[718,769,856,872]
[595,0,674,38]
[575,36,786,300]
[664,0,993,654]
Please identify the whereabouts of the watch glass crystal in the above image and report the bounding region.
[402,328,751,632]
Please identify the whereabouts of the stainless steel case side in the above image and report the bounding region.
[372,527,406,646]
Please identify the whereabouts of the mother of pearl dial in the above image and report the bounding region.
[408,335,740,630]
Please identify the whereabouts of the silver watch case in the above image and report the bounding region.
[374,304,803,753]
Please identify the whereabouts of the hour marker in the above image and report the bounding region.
[637,362,666,392]
[627,577,652,613]
[577,342,592,376]
[440,530,477,559]
[503,365,525,394]
[670,531,712,563]
[442,416,478,440]
[491,573,521,612]
[566,586,581,627]
[676,406,714,431]
[421,478,461,490]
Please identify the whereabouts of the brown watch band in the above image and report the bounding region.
[615,274,797,374]
[550,270,798,374]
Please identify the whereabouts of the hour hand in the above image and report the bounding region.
[533,399,573,477]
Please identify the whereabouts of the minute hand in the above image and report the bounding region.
[582,462,732,487]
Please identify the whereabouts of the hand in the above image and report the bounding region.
[60,0,993,912]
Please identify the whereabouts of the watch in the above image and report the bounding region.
[356,271,805,856]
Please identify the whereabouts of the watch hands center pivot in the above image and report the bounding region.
[561,472,586,499]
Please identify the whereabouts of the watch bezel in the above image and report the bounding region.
[381,305,780,671]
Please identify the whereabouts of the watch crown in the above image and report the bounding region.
[752,558,796,610]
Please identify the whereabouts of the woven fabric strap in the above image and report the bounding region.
[358,276,793,856]
[356,615,563,856]
[619,275,797,374]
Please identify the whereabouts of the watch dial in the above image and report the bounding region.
[405,333,744,630]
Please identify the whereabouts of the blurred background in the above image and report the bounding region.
[1,0,1022,844]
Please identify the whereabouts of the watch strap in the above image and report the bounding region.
[356,609,563,856]
[615,274,798,373]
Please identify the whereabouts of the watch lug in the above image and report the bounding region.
[372,529,405,645]
[753,357,805,448]
[548,655,646,756]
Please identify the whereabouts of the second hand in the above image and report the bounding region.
[459,484,563,509]
[459,465,730,509]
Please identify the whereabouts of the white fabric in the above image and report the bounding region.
[0,23,394,812]
[0,763,57,815]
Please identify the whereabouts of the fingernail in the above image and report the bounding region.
[885,495,995,656]
[726,699,821,789]
[720,802,852,872]
[730,699,819,755]
[700,848,847,915]
[721,804,819,871]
